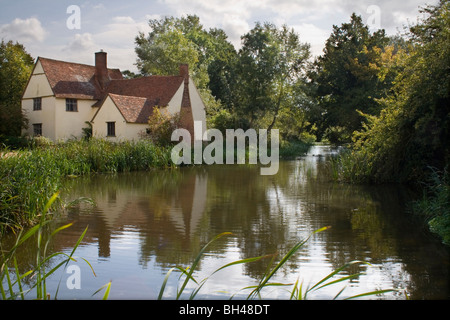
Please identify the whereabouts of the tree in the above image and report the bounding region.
[348,0,450,183]
[312,14,389,141]
[205,28,238,111]
[135,24,199,77]
[0,40,34,137]
[135,15,235,121]
[233,23,311,135]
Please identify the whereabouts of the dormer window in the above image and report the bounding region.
[66,98,78,112]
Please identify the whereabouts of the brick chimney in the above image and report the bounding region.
[179,64,189,81]
[95,50,108,89]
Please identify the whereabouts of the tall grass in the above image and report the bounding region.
[412,167,450,245]
[0,138,174,234]
[279,139,312,159]
[0,193,115,300]
[328,149,372,184]
[0,193,93,300]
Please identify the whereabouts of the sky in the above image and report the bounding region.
[0,0,439,72]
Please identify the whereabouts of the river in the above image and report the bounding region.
[2,145,449,299]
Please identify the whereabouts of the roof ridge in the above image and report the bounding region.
[108,92,147,100]
[38,56,121,71]
[109,75,184,82]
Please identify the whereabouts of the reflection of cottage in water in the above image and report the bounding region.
[61,170,208,260]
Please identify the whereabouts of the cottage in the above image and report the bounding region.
[21,51,207,141]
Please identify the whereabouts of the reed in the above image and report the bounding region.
[0,139,174,234]
[279,140,311,159]
[328,149,372,184]
[412,167,450,245]
[0,193,93,300]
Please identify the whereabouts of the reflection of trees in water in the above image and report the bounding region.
[9,147,447,299]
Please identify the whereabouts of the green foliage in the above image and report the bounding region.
[0,40,34,137]
[135,17,315,143]
[329,0,450,244]
[279,140,312,159]
[323,126,351,145]
[144,108,181,146]
[135,15,237,124]
[81,121,92,141]
[338,0,450,184]
[412,168,450,245]
[311,14,391,140]
[136,26,199,77]
[207,108,236,134]
[233,23,311,134]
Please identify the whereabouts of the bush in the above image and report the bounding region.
[279,139,312,159]
[323,126,351,145]
[144,108,181,146]
[412,168,450,245]
[0,135,31,149]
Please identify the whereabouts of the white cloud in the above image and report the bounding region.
[292,23,330,57]
[95,16,151,47]
[93,3,106,10]
[63,33,96,52]
[221,14,250,48]
[0,17,46,42]
[82,16,152,71]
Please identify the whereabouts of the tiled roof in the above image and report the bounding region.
[108,93,149,123]
[106,76,184,107]
[38,57,123,100]
[104,76,185,123]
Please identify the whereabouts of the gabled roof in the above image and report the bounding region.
[106,76,184,107]
[38,57,122,100]
[107,93,149,123]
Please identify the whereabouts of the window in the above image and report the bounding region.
[33,98,42,111]
[107,122,115,137]
[33,123,42,136]
[66,99,78,112]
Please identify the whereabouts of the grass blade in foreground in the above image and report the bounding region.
[247,226,330,299]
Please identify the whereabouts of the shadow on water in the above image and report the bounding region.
[2,145,449,299]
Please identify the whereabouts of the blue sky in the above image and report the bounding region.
[0,0,438,72]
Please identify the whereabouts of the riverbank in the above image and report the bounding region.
[0,138,174,234]
[329,149,450,246]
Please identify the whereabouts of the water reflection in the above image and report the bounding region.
[4,145,449,299]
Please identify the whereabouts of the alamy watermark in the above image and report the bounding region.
[171,121,280,176]
[366,5,381,31]
[66,5,81,30]
[66,264,81,290]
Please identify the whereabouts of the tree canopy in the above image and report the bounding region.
[0,40,34,138]
[334,0,449,184]
[311,13,391,141]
